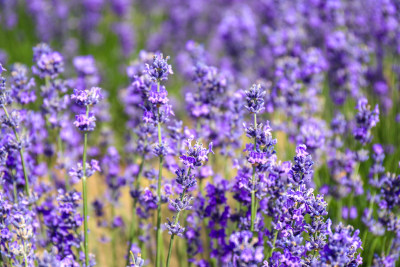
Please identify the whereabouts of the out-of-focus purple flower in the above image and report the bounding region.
[10,64,36,105]
[0,63,6,75]
[73,114,96,132]
[32,43,64,78]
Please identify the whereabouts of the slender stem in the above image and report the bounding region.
[253,113,257,149]
[2,106,30,197]
[250,166,256,231]
[156,155,163,267]
[165,169,191,267]
[368,238,378,266]
[386,237,393,255]
[166,234,175,267]
[126,155,145,266]
[155,81,164,267]
[13,180,18,203]
[269,230,279,258]
[165,194,186,267]
[22,240,28,267]
[82,105,90,266]
[250,113,257,232]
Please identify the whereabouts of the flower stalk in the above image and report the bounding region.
[82,105,90,266]
[2,106,30,197]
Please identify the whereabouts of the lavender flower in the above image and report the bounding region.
[244,84,266,114]
[180,139,214,168]
[353,97,380,145]
[320,222,363,266]
[73,113,96,132]
[10,64,36,105]
[68,160,101,182]
[288,144,314,186]
[32,43,64,78]
[71,87,102,106]
[145,54,173,82]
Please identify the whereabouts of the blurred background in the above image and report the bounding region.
[1,0,400,266]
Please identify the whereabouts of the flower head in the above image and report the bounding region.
[165,218,185,237]
[180,139,213,168]
[145,53,173,82]
[73,113,96,132]
[148,84,169,105]
[244,84,266,114]
[71,87,102,106]
[32,44,64,78]
[353,97,379,145]
[288,144,314,186]
[0,63,5,75]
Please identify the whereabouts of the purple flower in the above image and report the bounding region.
[32,44,64,78]
[320,222,363,266]
[73,56,98,76]
[229,231,264,265]
[73,113,96,132]
[165,218,185,237]
[353,97,379,145]
[71,87,102,106]
[148,84,169,105]
[68,159,101,181]
[288,144,314,186]
[180,139,213,168]
[0,63,6,75]
[145,53,173,82]
[10,64,36,105]
[247,151,269,165]
[244,84,266,114]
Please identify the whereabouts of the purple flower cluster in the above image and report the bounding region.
[353,97,380,145]
[72,87,102,132]
[2,1,400,265]
[32,43,64,79]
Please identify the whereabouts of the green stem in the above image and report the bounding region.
[269,230,279,258]
[165,181,190,267]
[82,106,90,266]
[22,240,28,267]
[166,234,175,267]
[13,179,18,203]
[126,155,145,266]
[155,81,164,267]
[368,238,378,266]
[250,113,257,232]
[386,237,393,256]
[2,106,30,197]
[155,154,163,267]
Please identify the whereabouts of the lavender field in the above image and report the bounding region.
[0,0,400,266]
